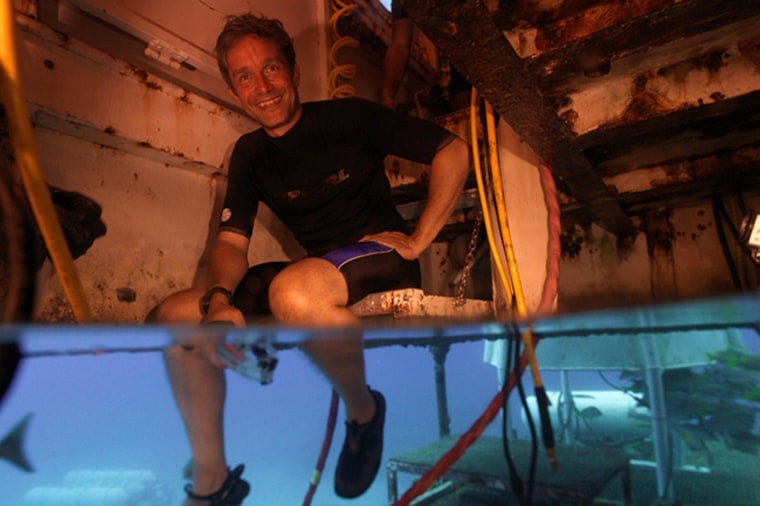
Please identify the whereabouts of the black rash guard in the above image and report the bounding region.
[219,97,455,256]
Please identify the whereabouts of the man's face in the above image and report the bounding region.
[226,36,302,137]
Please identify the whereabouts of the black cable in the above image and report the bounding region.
[714,194,743,243]
[714,193,760,283]
[597,370,647,406]
[734,188,748,217]
[511,323,537,506]
[712,195,744,291]
[501,325,524,502]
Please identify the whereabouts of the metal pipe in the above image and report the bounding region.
[641,334,673,500]
[431,344,451,437]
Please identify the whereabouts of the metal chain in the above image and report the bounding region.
[454,208,483,307]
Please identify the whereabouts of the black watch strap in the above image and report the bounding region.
[200,286,235,315]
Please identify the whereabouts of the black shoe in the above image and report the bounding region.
[184,464,250,505]
[334,388,386,498]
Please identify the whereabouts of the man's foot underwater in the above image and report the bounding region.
[334,388,386,498]
[184,464,250,506]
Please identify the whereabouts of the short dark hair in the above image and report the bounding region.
[215,13,296,89]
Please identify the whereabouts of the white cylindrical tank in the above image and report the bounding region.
[24,486,130,506]
[24,469,169,506]
[63,470,158,485]
[65,469,168,504]
[524,390,651,445]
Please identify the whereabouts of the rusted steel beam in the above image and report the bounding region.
[580,91,760,176]
[526,0,760,87]
[400,0,637,237]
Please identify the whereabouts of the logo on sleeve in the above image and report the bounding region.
[221,208,232,222]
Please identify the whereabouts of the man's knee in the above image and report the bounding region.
[268,259,347,322]
[145,289,204,324]
[268,272,312,320]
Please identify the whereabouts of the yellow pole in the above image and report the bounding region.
[0,1,92,322]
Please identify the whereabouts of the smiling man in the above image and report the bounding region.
[150,13,470,505]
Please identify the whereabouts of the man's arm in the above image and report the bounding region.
[409,137,471,253]
[379,17,414,108]
[363,136,471,258]
[203,230,250,325]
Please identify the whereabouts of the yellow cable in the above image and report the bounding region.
[469,90,510,301]
[483,97,556,467]
[0,1,92,322]
[483,101,545,389]
[328,0,358,99]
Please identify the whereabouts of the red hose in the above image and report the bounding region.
[537,162,562,315]
[393,336,536,506]
[302,389,340,506]
[393,159,562,505]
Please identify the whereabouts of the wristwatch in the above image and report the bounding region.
[199,286,234,315]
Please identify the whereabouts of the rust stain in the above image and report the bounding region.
[116,287,136,303]
[537,0,671,50]
[52,29,71,48]
[620,91,671,124]
[657,49,729,84]
[644,209,674,255]
[560,108,578,129]
[387,158,401,179]
[560,226,584,259]
[710,91,725,102]
[691,218,712,241]
[738,34,760,73]
[577,46,610,77]
[143,80,162,91]
[130,65,163,91]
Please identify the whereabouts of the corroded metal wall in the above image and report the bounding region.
[12,2,324,321]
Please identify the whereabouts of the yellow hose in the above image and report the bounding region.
[0,1,92,322]
[476,91,555,467]
[469,90,510,301]
[482,100,545,387]
[328,0,358,99]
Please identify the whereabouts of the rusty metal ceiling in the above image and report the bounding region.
[399,0,760,237]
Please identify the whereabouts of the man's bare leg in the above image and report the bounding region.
[150,291,230,505]
[268,258,376,423]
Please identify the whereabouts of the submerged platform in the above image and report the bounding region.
[387,436,760,506]
[387,435,631,505]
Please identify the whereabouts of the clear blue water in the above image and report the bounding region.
[1,315,759,505]
[1,331,511,505]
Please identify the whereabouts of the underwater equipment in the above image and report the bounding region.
[524,390,651,447]
[25,469,169,505]
[216,336,278,385]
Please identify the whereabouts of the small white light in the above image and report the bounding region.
[740,211,760,263]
